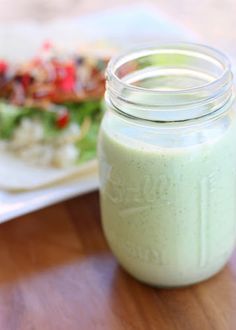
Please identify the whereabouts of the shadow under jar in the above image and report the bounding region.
[98,43,236,287]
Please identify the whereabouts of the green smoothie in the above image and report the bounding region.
[98,109,236,287]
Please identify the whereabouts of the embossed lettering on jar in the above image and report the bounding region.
[98,43,236,287]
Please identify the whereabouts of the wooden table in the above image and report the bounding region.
[0,191,235,329]
[1,1,236,329]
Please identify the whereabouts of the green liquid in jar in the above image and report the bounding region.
[98,107,236,287]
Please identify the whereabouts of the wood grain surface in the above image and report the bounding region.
[0,191,235,329]
[1,1,236,329]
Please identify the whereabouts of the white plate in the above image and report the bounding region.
[0,4,196,223]
[0,171,99,223]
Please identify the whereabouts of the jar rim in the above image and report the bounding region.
[106,42,231,95]
[106,43,234,122]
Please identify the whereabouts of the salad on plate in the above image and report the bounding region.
[0,42,108,168]
[0,43,110,191]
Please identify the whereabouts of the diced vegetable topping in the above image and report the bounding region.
[56,109,70,129]
[0,42,108,107]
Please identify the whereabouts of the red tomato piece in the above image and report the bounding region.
[0,60,8,74]
[56,110,70,129]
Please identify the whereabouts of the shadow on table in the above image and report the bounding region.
[109,260,236,329]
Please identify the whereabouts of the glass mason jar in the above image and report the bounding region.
[98,43,236,287]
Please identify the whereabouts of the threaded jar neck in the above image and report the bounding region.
[106,43,234,122]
